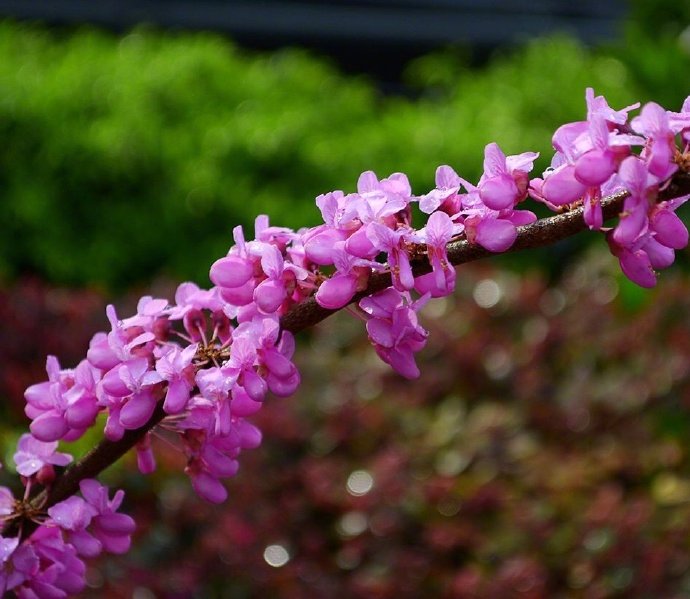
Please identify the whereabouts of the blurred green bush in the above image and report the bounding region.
[0,19,687,289]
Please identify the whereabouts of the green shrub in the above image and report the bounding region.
[0,21,686,289]
[0,23,379,288]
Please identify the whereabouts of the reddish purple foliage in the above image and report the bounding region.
[0,278,106,418]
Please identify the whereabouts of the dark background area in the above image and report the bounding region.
[0,0,628,91]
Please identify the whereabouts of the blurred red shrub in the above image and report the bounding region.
[0,278,106,419]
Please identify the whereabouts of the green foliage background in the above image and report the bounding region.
[0,16,687,290]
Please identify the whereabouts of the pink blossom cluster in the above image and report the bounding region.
[23,282,299,503]
[0,441,134,597]
[530,90,690,287]
[209,144,540,380]
[0,89,688,594]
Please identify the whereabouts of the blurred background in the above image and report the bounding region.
[1,0,690,596]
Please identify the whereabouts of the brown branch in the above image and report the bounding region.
[9,170,690,543]
[8,405,166,541]
[282,170,690,334]
[282,190,631,334]
[40,405,165,507]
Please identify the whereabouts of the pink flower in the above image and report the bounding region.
[209,225,255,289]
[253,214,295,249]
[478,143,538,211]
[188,468,229,504]
[631,101,679,180]
[460,181,525,253]
[351,171,412,232]
[25,356,100,444]
[413,211,460,297]
[233,316,301,398]
[13,434,72,477]
[121,296,170,334]
[612,156,656,246]
[168,283,227,341]
[315,189,360,231]
[228,337,267,402]
[650,200,689,250]
[585,87,639,125]
[418,165,466,215]
[0,536,18,566]
[79,479,136,555]
[668,95,690,144]
[608,191,690,288]
[540,89,644,222]
[8,527,86,597]
[366,223,415,291]
[196,366,235,404]
[360,288,430,379]
[314,245,380,310]
[24,357,75,443]
[155,343,198,414]
[135,433,156,475]
[302,224,348,265]
[253,244,307,314]
[607,234,657,288]
[101,357,164,430]
[0,487,14,518]
[573,115,641,187]
[48,495,101,557]
[540,162,587,207]
[103,304,156,363]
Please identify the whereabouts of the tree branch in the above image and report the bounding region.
[282,171,690,334]
[9,170,690,542]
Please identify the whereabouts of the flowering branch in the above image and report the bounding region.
[9,405,166,543]
[1,89,689,597]
[17,171,690,537]
[279,190,633,334]
[282,174,690,333]
[4,192,633,542]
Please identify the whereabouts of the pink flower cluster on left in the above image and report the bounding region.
[1,438,134,597]
[2,278,301,594]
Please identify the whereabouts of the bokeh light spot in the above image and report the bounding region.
[338,511,368,537]
[346,470,374,496]
[263,544,290,568]
[473,278,502,308]
[539,289,566,315]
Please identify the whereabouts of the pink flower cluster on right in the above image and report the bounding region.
[530,89,690,287]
